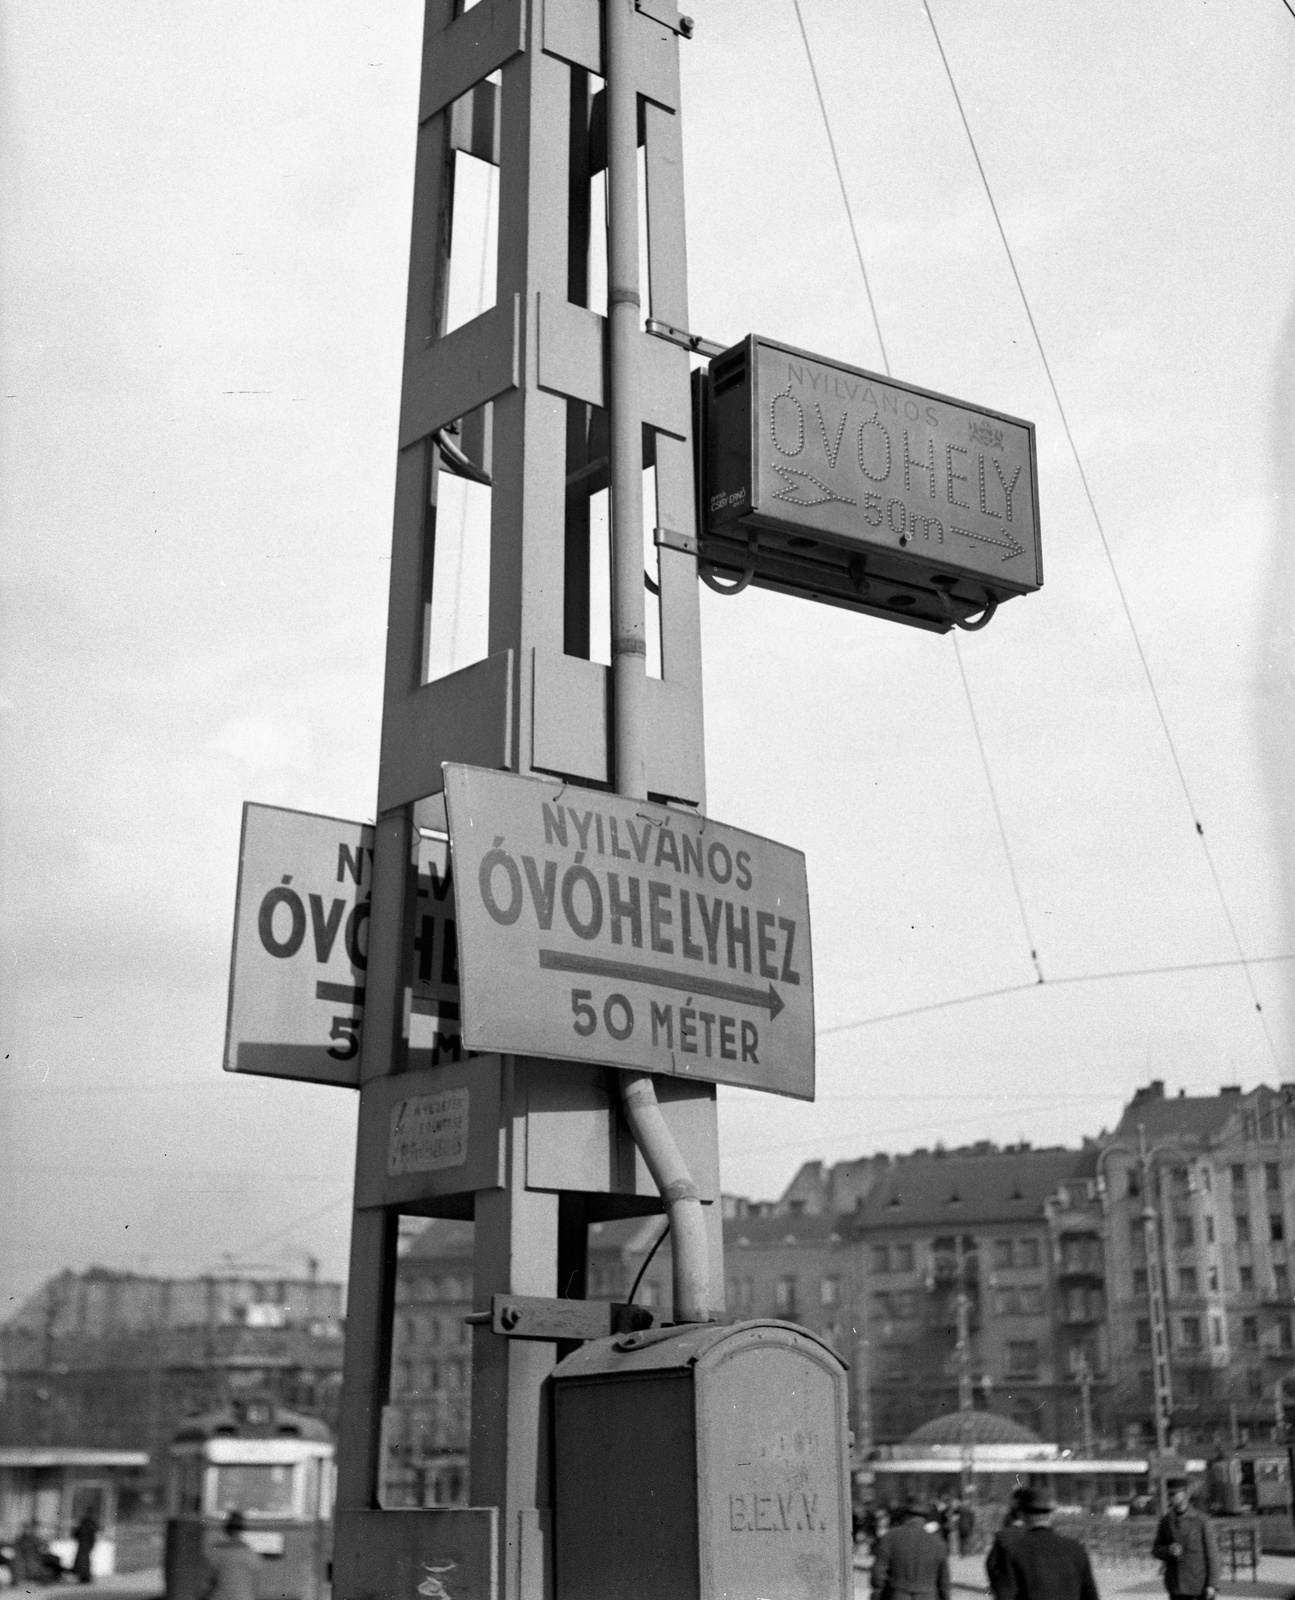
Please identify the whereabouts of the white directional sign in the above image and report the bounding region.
[443,764,816,1099]
[224,804,461,1087]
[224,803,375,1087]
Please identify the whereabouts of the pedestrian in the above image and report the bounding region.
[1152,1478,1217,1600]
[871,1501,951,1600]
[958,1499,976,1553]
[73,1510,100,1585]
[984,1487,1099,1600]
[202,1511,261,1600]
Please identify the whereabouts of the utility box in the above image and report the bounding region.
[552,1319,851,1600]
[696,335,1041,632]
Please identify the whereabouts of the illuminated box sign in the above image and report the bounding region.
[698,335,1042,631]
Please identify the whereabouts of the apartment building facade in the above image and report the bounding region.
[0,1264,344,1495]
[851,1144,1104,1447]
[1101,1079,1295,1448]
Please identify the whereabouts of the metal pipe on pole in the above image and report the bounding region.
[605,0,709,1325]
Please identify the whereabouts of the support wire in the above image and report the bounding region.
[921,0,1281,1071]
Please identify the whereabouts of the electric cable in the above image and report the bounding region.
[953,634,1043,984]
[627,1219,671,1306]
[790,0,890,375]
[791,0,1044,993]
[921,0,1282,1072]
[818,952,1295,1036]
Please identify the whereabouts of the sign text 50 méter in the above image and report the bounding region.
[444,765,815,1099]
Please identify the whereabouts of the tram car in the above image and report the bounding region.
[1205,1446,1295,1553]
[164,1398,335,1600]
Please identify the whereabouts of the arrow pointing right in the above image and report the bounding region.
[538,949,784,1018]
[952,524,1024,561]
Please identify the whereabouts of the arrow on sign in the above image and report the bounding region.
[952,523,1024,561]
[770,465,857,510]
[538,949,784,1019]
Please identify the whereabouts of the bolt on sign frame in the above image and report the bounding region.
[331,3,718,1598]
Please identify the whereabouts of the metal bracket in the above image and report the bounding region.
[466,1293,656,1342]
[634,0,695,38]
[645,317,726,360]
[654,525,697,557]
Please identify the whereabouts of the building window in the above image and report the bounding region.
[1208,1266,1219,1293]
[893,1244,914,1272]
[1128,1168,1141,1198]
[821,1276,839,1307]
[1179,1267,1197,1295]
[1171,1166,1190,1195]
[1180,1317,1202,1348]
[1202,1167,1212,1192]
[1273,1215,1285,1243]
[1232,1164,1247,1190]
[994,1240,1013,1269]
[1130,1218,1146,1249]
[1242,1315,1258,1347]
[1241,1266,1254,1292]
[1212,1315,1224,1348]
[1248,1369,1265,1399]
[1020,1286,1044,1315]
[1276,1265,1290,1299]
[1175,1216,1194,1247]
[1205,1216,1215,1244]
[1006,1340,1039,1376]
[1267,1163,1281,1192]
[1018,1238,1041,1269]
[732,1276,754,1314]
[776,1276,797,1315]
[1236,1214,1251,1244]
[1261,1112,1277,1142]
[1136,1319,1152,1349]
[873,1292,891,1319]
[872,1245,890,1273]
[995,1289,1020,1317]
[1283,1317,1294,1352]
[1133,1268,1148,1295]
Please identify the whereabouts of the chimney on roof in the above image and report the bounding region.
[1178,1089,1186,1098]
[1132,1080,1166,1105]
[1221,1086,1242,1096]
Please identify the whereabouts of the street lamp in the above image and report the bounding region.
[1097,1123,1198,1510]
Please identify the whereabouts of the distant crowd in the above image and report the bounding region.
[865,1477,1217,1600]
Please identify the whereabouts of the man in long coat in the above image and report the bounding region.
[984,1488,1099,1600]
[202,1511,261,1600]
[1152,1478,1217,1600]
[872,1502,951,1600]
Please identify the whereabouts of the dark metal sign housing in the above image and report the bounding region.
[697,335,1042,631]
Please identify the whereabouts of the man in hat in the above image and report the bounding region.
[984,1487,1099,1600]
[202,1511,261,1600]
[1152,1479,1216,1600]
[871,1501,951,1600]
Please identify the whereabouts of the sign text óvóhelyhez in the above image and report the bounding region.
[444,765,815,1099]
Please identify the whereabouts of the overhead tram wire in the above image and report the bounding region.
[921,0,1282,1073]
[792,0,1045,990]
[790,0,890,375]
[817,951,1295,1036]
[953,635,1044,984]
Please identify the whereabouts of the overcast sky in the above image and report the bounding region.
[3,0,1294,1312]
